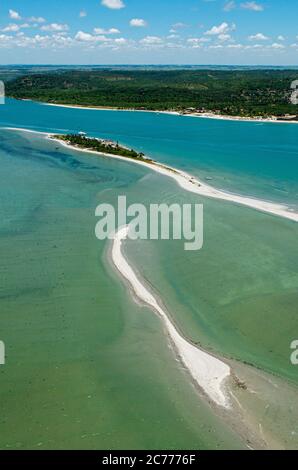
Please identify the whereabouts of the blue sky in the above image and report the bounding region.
[0,0,297,65]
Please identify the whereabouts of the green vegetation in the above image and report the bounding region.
[6,69,298,118]
[54,133,151,162]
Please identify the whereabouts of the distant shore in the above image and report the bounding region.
[36,100,298,124]
[3,126,298,222]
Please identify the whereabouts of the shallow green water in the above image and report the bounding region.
[0,97,298,449]
[1,98,298,207]
[125,174,298,385]
[0,130,244,449]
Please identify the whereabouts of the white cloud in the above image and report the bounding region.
[75,31,114,43]
[101,0,125,9]
[9,9,21,20]
[28,17,46,24]
[41,23,69,32]
[0,34,14,48]
[270,43,285,49]
[241,2,264,11]
[218,33,232,42]
[246,44,263,49]
[114,37,127,45]
[0,28,291,55]
[130,19,147,27]
[170,23,188,34]
[73,31,132,49]
[140,36,163,45]
[187,37,210,48]
[172,22,187,29]
[2,24,20,32]
[249,33,269,41]
[2,23,31,33]
[0,34,11,40]
[94,27,120,35]
[0,31,76,50]
[192,37,210,43]
[79,11,87,18]
[205,22,235,36]
[244,42,285,51]
[277,35,285,41]
[75,31,97,42]
[227,44,244,49]
[224,1,236,11]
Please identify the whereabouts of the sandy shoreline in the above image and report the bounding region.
[112,225,231,408]
[185,112,298,124]
[4,126,298,444]
[50,135,298,222]
[3,126,298,222]
[40,101,180,116]
[40,101,298,124]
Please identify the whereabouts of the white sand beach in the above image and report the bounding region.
[41,101,298,124]
[112,225,231,408]
[41,101,180,116]
[183,112,298,125]
[49,135,298,222]
[151,164,298,222]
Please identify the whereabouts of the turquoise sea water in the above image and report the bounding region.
[0,98,298,207]
[0,128,245,450]
[0,99,298,449]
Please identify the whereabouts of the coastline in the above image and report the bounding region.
[3,125,298,448]
[41,101,180,117]
[2,104,298,449]
[39,100,298,124]
[3,126,298,222]
[111,225,231,408]
[111,227,295,449]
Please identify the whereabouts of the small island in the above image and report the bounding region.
[53,133,153,163]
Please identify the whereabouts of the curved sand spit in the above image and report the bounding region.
[112,225,231,408]
[56,136,298,222]
[4,127,297,408]
[150,164,298,223]
[2,127,232,408]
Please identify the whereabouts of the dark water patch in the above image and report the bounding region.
[16,144,115,178]
[0,134,114,182]
[0,202,45,237]
[0,285,51,302]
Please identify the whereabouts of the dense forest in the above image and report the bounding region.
[5,69,298,118]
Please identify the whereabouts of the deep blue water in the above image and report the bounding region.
[0,98,297,206]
